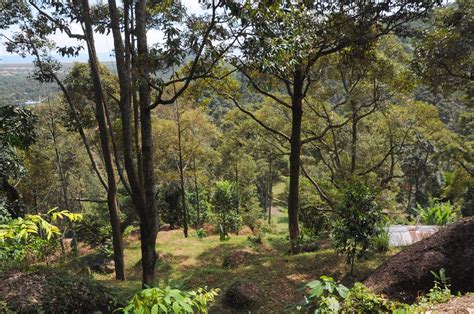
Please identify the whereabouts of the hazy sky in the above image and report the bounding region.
[0,0,202,62]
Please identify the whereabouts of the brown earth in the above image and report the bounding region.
[426,294,474,313]
[364,217,474,302]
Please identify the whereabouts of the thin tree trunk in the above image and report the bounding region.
[351,101,358,174]
[268,159,273,224]
[81,0,125,280]
[176,107,189,238]
[288,68,303,254]
[407,182,413,212]
[193,155,201,227]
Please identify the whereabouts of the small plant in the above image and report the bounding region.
[418,268,451,305]
[416,200,459,225]
[291,276,349,313]
[0,208,82,262]
[247,234,263,245]
[370,227,390,253]
[196,228,207,239]
[343,283,399,312]
[120,285,219,314]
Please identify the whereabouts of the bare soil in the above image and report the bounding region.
[364,217,474,303]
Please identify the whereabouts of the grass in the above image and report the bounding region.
[92,208,398,313]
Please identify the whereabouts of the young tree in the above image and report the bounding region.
[211,180,240,240]
[332,180,383,276]
[0,105,36,218]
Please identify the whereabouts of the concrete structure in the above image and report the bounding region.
[387,225,440,247]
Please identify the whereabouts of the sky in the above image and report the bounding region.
[0,0,202,64]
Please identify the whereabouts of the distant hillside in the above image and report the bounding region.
[0,61,116,106]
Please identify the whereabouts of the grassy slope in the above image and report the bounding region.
[95,208,397,313]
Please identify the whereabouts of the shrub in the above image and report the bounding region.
[343,283,398,313]
[418,268,451,305]
[211,180,241,240]
[332,180,384,275]
[75,208,114,258]
[416,200,459,225]
[120,285,219,314]
[0,209,81,262]
[187,188,212,227]
[241,205,262,231]
[196,228,207,239]
[370,227,390,253]
[290,276,349,313]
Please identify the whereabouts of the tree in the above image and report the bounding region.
[332,180,384,276]
[412,0,473,100]
[211,180,240,240]
[220,1,439,253]
[0,105,36,218]
[153,101,220,234]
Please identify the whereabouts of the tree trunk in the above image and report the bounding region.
[177,110,189,238]
[81,0,125,280]
[136,0,158,287]
[288,68,303,254]
[268,159,273,224]
[351,101,358,174]
[193,155,201,228]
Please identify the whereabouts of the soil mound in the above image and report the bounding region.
[0,267,116,313]
[364,217,474,302]
[222,280,261,310]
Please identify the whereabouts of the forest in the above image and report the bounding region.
[0,0,473,313]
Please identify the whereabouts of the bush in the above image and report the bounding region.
[241,205,263,231]
[343,283,398,313]
[0,209,81,263]
[332,180,385,275]
[211,180,241,240]
[120,285,219,314]
[290,276,349,313]
[196,228,207,239]
[370,227,390,253]
[418,268,451,305]
[75,209,114,258]
[416,200,459,225]
[0,266,117,313]
[187,188,212,227]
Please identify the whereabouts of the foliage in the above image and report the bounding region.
[195,228,207,239]
[343,283,398,313]
[418,268,452,305]
[370,227,390,253]
[210,180,241,240]
[75,207,114,258]
[120,285,219,314]
[332,180,384,275]
[0,208,82,262]
[291,276,349,313]
[412,0,473,99]
[416,200,459,225]
[0,104,36,217]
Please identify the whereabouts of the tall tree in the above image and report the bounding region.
[221,1,438,253]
